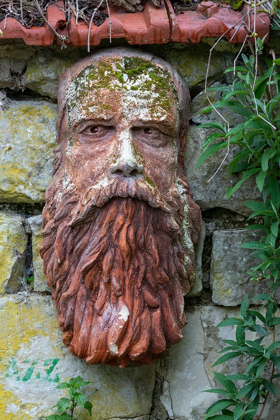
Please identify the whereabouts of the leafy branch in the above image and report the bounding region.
[199,39,280,420]
[46,376,92,420]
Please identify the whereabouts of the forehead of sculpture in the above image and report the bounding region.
[66,57,178,128]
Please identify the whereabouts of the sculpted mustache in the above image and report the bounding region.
[69,177,172,227]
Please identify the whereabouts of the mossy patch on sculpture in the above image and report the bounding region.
[67,57,176,122]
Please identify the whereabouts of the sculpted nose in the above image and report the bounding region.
[110,131,143,177]
[110,159,143,177]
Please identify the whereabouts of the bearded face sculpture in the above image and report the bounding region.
[40,48,202,368]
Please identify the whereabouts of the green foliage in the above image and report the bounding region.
[199,41,280,420]
[26,275,34,286]
[46,376,92,420]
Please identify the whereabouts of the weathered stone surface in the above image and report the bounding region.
[160,306,280,420]
[23,52,79,99]
[27,215,50,293]
[190,87,245,127]
[160,310,217,420]
[158,44,233,90]
[188,223,205,297]
[0,58,14,89]
[0,212,27,294]
[0,100,57,203]
[185,125,260,215]
[201,306,280,419]
[0,295,156,420]
[210,229,279,305]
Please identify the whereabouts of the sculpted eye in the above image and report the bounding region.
[133,127,168,147]
[77,124,115,144]
[89,126,99,133]
[144,128,153,135]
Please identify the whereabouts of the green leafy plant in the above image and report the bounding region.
[26,275,34,286]
[46,376,92,420]
[197,39,280,420]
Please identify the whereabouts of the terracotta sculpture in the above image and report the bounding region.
[40,48,202,367]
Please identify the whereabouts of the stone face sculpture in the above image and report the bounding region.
[40,48,202,368]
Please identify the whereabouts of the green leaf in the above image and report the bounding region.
[256,358,267,377]
[240,242,266,250]
[198,122,227,132]
[84,401,93,416]
[262,379,280,396]
[204,416,234,420]
[228,150,250,176]
[270,354,280,369]
[245,340,264,352]
[240,295,249,318]
[246,357,263,373]
[248,310,266,324]
[212,352,242,367]
[236,383,255,399]
[204,388,232,396]
[217,318,243,327]
[268,341,280,351]
[56,382,71,389]
[196,142,228,169]
[203,132,226,149]
[224,66,248,73]
[252,293,271,301]
[256,170,267,192]
[213,372,237,394]
[271,221,279,237]
[223,90,248,101]
[269,317,280,326]
[253,324,267,337]
[227,374,250,381]
[236,325,245,346]
[226,169,261,198]
[261,149,277,171]
[69,376,90,388]
[221,100,253,117]
[205,399,236,418]
[244,201,265,212]
[45,416,62,420]
[233,402,244,420]
[74,393,87,407]
[56,398,72,412]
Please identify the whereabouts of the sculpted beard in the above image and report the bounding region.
[41,175,196,368]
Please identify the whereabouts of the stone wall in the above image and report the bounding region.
[0,38,279,420]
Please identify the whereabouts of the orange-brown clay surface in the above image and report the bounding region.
[40,48,202,367]
[0,1,271,45]
[0,1,65,46]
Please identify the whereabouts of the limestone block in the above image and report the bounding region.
[23,52,81,99]
[184,126,260,215]
[0,212,27,294]
[210,229,279,306]
[0,295,156,420]
[27,214,50,293]
[160,310,217,420]
[0,100,57,203]
[159,44,233,90]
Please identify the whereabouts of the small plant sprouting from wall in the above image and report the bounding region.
[197,37,280,420]
[46,376,92,419]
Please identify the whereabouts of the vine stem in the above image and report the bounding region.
[257,327,276,420]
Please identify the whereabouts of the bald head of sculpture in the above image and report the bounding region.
[41,48,202,367]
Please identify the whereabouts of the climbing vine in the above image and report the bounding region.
[197,38,280,419]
